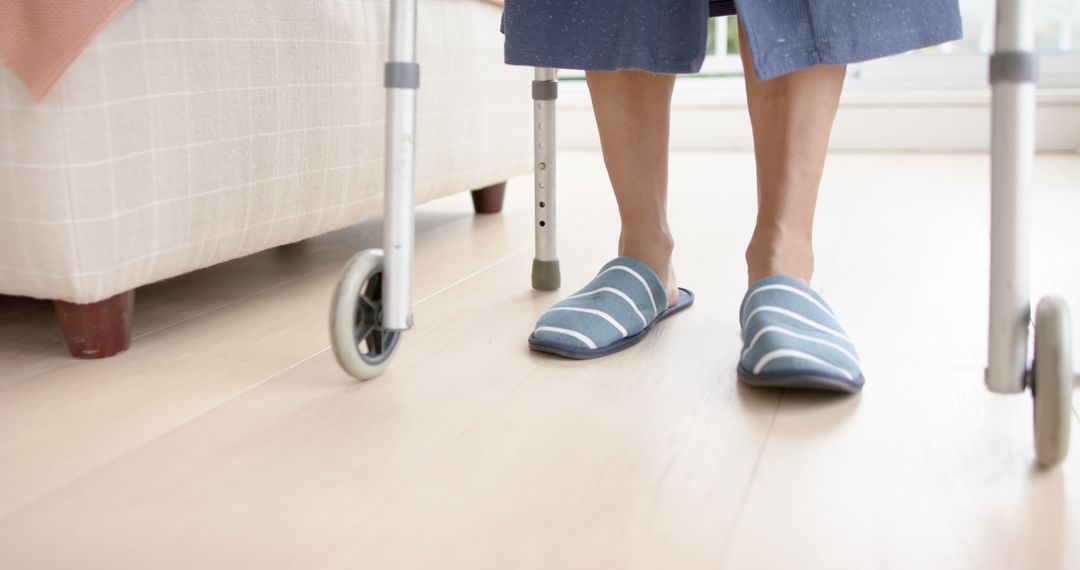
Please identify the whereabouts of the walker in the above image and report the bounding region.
[328,0,1077,468]
[986,0,1077,468]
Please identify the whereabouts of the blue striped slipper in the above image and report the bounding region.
[738,275,864,392]
[528,257,694,359]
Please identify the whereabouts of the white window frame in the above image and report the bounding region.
[694,6,1080,89]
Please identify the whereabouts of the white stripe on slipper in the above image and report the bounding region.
[547,307,629,338]
[596,265,660,319]
[742,325,860,366]
[568,287,648,328]
[752,348,855,381]
[743,306,850,342]
[741,283,836,326]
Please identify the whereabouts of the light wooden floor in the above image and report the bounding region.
[1,151,1078,570]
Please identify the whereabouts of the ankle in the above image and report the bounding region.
[745,239,814,284]
[619,231,674,271]
[618,231,679,305]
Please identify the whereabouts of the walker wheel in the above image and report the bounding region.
[330,249,402,380]
[1032,296,1073,468]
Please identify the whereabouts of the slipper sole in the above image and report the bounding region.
[736,364,865,393]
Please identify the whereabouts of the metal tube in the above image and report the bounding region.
[996,0,1035,51]
[713,18,729,57]
[383,0,419,331]
[534,67,557,262]
[531,67,561,291]
[986,0,1035,393]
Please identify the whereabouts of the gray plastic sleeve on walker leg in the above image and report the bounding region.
[385,62,420,89]
[532,80,558,101]
[532,259,561,291]
[990,52,1038,84]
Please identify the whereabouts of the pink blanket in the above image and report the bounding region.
[0,0,135,101]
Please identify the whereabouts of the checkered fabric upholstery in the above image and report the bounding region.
[0,0,532,303]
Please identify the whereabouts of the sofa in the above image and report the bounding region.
[0,0,533,358]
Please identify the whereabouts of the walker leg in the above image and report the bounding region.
[986,0,1037,394]
[532,67,560,291]
[382,0,419,330]
[987,0,1076,467]
[329,0,416,379]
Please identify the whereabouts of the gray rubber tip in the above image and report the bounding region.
[532,259,561,291]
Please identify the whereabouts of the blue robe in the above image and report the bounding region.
[503,0,963,80]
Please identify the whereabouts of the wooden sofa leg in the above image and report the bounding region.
[470,182,507,214]
[53,290,135,359]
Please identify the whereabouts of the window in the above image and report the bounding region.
[557,2,1079,89]
[698,1,1080,87]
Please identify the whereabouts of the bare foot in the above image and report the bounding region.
[620,235,679,308]
[622,254,679,308]
[661,264,679,308]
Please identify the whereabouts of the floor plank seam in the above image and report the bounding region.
[0,214,469,393]
[0,346,332,524]
[0,242,537,523]
[414,244,534,306]
[310,361,549,553]
[131,272,325,341]
[131,213,531,347]
[0,268,334,395]
[714,389,786,570]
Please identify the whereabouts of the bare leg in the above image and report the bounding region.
[739,23,846,285]
[585,70,679,306]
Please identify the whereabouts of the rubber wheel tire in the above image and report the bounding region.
[1033,296,1073,468]
[330,249,402,380]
